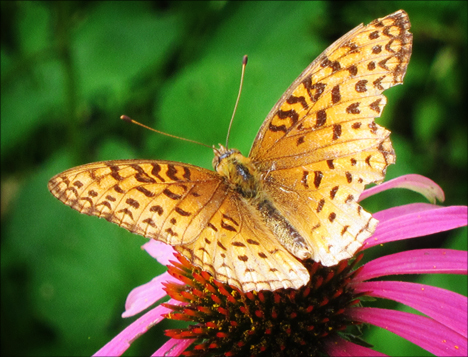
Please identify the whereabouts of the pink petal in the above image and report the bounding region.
[123,271,181,318]
[324,334,388,356]
[152,338,193,357]
[352,281,467,337]
[143,240,176,266]
[354,249,467,281]
[360,174,445,203]
[362,205,467,249]
[347,307,467,356]
[94,299,183,356]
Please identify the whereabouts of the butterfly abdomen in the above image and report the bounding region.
[256,199,313,261]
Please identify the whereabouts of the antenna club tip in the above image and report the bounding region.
[243,55,248,65]
[120,115,132,122]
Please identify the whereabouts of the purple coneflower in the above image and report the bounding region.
[94,174,467,356]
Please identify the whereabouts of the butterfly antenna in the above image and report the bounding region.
[225,55,248,149]
[120,115,212,148]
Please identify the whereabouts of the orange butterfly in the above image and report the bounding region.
[48,10,412,292]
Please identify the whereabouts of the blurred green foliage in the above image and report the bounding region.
[1,1,466,356]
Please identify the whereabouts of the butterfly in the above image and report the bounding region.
[48,10,412,293]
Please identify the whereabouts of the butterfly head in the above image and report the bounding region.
[213,144,260,199]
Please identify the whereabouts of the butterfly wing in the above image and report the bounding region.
[48,160,308,292]
[249,10,412,265]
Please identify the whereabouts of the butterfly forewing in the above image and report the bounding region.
[48,160,309,291]
[248,10,411,265]
[48,160,224,245]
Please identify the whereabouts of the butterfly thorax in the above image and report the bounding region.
[213,145,260,199]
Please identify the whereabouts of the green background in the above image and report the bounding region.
[1,1,466,356]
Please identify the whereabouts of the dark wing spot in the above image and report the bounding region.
[277,109,299,125]
[238,255,248,262]
[175,207,191,216]
[369,30,379,39]
[191,191,201,197]
[352,122,362,129]
[345,172,352,183]
[126,198,139,209]
[330,186,339,199]
[373,76,385,90]
[350,158,357,166]
[109,166,125,181]
[365,155,372,167]
[247,239,260,245]
[347,65,358,76]
[367,61,376,71]
[222,214,239,226]
[327,160,334,169]
[346,41,359,54]
[207,222,218,232]
[165,228,178,237]
[88,190,98,197]
[315,110,327,128]
[204,238,211,244]
[341,225,349,236]
[232,242,246,247]
[166,165,179,181]
[217,242,227,251]
[368,121,378,134]
[345,194,354,203]
[372,45,382,54]
[370,99,382,113]
[331,85,341,104]
[118,208,133,220]
[333,124,342,140]
[106,195,116,201]
[183,167,191,180]
[151,163,165,182]
[303,78,326,102]
[328,212,336,222]
[346,103,360,114]
[296,136,305,146]
[286,95,308,110]
[316,199,325,213]
[269,123,288,132]
[163,188,182,200]
[131,164,156,183]
[221,221,237,232]
[142,218,156,227]
[378,57,390,71]
[73,181,83,188]
[170,218,176,225]
[355,80,368,93]
[136,186,155,198]
[113,185,125,194]
[150,205,164,215]
[258,252,267,259]
[314,171,323,189]
[96,201,112,210]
